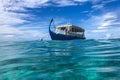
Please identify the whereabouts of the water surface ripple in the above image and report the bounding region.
[0,39,120,80]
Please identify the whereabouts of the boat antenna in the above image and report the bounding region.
[67,19,71,25]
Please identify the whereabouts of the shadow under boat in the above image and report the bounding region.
[49,19,86,40]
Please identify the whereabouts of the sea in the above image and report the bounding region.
[0,39,120,80]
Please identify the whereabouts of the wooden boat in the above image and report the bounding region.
[49,19,86,40]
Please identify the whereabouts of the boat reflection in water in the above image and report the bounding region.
[49,19,86,40]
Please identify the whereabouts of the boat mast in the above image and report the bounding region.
[49,19,53,31]
[49,18,56,31]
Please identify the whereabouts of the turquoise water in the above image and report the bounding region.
[0,39,120,80]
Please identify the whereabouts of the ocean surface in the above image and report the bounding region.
[0,39,120,80]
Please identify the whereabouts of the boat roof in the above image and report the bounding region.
[57,24,85,32]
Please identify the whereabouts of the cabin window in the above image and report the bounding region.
[56,29,65,34]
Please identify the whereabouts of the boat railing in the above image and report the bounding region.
[67,31,84,37]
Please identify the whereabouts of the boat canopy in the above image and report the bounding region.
[56,24,85,32]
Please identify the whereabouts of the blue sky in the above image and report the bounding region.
[0,0,120,41]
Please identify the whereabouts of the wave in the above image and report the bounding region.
[0,39,120,80]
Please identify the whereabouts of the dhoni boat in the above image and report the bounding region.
[49,19,86,40]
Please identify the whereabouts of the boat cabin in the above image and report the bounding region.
[55,24,85,38]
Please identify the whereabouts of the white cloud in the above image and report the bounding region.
[2,0,50,11]
[91,29,107,33]
[0,12,28,25]
[81,12,117,29]
[92,4,104,9]
[0,26,46,41]
[53,0,76,6]
[81,12,120,39]
[0,0,50,41]
[92,0,117,10]
[0,26,21,35]
[74,0,90,2]
[98,12,117,29]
